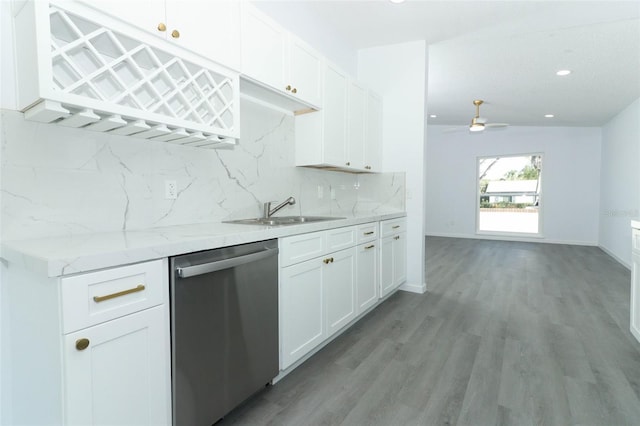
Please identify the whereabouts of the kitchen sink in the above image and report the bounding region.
[224,216,346,226]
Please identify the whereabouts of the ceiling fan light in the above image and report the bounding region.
[469,117,485,132]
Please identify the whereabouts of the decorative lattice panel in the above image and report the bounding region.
[23,4,238,149]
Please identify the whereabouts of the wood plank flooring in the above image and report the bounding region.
[222,237,640,426]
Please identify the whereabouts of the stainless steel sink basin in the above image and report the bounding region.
[224,216,346,226]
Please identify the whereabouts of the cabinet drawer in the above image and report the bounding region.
[61,260,166,333]
[381,218,406,237]
[326,226,356,252]
[633,228,640,253]
[280,231,325,267]
[356,222,377,244]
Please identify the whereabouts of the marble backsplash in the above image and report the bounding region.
[0,100,404,241]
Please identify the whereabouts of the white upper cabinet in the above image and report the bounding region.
[240,2,322,108]
[82,0,241,70]
[241,2,287,90]
[295,62,348,168]
[347,80,366,171]
[295,64,382,173]
[14,0,240,148]
[365,91,383,172]
[288,36,323,108]
[167,1,241,71]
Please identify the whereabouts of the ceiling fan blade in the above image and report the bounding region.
[485,123,509,128]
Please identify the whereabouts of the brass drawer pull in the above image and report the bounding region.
[93,284,146,303]
[365,244,375,249]
[157,22,166,32]
[323,258,331,264]
[75,338,90,351]
[394,236,400,240]
[364,231,374,235]
[171,29,180,39]
[392,225,401,229]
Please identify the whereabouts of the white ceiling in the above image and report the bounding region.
[253,0,640,127]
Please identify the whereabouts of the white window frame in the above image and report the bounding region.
[476,153,544,238]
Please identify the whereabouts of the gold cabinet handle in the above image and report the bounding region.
[365,166,372,170]
[93,284,145,303]
[365,244,375,249]
[394,236,400,240]
[285,85,292,91]
[291,88,297,94]
[392,225,401,229]
[330,257,334,263]
[157,22,166,32]
[346,162,351,166]
[364,231,374,235]
[323,258,331,264]
[76,338,90,351]
[171,29,180,39]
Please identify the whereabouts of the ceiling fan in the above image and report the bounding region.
[468,99,508,132]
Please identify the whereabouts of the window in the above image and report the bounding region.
[477,154,542,235]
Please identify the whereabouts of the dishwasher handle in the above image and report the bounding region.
[176,247,279,278]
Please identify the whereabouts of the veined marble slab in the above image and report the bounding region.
[1,211,405,278]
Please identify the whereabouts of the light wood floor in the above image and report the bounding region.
[222,237,640,426]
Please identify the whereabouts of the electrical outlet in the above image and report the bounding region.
[317,185,324,199]
[165,180,177,199]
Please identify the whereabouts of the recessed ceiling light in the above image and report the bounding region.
[429,114,437,118]
[556,70,571,76]
[389,0,406,3]
[545,114,554,118]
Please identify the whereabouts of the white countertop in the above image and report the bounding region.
[632,219,640,230]
[1,211,405,277]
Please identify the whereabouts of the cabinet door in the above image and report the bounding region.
[347,80,366,171]
[241,3,287,90]
[167,0,241,70]
[322,63,348,166]
[281,258,325,369]
[632,253,640,342]
[81,0,165,37]
[356,242,378,315]
[393,232,407,287]
[325,247,356,337]
[63,306,171,426]
[365,91,383,172]
[380,236,395,298]
[288,36,322,107]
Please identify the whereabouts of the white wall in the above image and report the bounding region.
[358,41,428,293]
[426,126,602,245]
[599,98,640,267]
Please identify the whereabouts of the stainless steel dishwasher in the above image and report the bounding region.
[169,239,279,426]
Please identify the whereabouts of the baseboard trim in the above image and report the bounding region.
[399,281,426,294]
[425,232,598,247]
[598,244,632,270]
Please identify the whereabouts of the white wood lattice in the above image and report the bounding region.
[23,3,238,149]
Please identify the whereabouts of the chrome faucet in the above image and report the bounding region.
[263,196,296,218]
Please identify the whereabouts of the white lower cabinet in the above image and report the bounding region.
[356,241,379,314]
[325,247,357,337]
[5,258,171,425]
[380,218,407,298]
[63,306,170,425]
[280,240,356,369]
[280,220,402,371]
[280,256,325,369]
